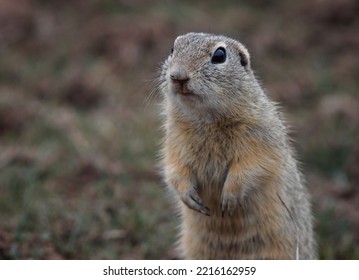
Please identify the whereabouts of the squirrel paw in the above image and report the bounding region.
[181,187,211,216]
[220,194,239,217]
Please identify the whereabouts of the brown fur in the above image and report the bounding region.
[159,33,316,259]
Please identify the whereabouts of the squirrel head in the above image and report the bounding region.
[160,33,258,121]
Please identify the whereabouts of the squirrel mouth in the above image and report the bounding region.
[172,84,195,96]
[169,80,198,98]
[178,88,194,96]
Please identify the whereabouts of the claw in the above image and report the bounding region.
[220,202,225,217]
[181,187,211,216]
[220,195,237,217]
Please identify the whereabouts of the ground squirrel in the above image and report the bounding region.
[158,32,316,259]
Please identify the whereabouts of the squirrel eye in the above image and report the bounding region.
[171,47,174,55]
[211,47,226,64]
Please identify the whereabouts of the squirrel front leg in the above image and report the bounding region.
[221,148,282,216]
[220,162,262,216]
[165,165,211,216]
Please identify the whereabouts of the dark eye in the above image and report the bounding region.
[211,47,226,64]
[171,47,174,55]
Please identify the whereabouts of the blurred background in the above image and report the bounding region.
[0,0,358,259]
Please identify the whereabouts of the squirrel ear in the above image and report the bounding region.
[235,43,250,67]
[239,51,248,67]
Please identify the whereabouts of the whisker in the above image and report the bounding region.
[143,76,166,111]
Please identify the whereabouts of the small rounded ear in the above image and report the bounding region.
[239,51,248,67]
[235,42,250,68]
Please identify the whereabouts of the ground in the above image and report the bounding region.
[0,0,358,259]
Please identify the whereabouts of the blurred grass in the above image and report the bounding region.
[0,0,358,259]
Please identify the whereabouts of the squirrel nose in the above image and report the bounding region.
[170,66,189,84]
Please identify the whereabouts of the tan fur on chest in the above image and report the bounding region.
[164,118,282,200]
